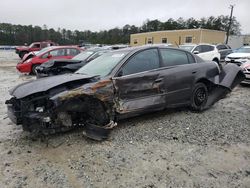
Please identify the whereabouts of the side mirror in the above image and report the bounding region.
[193,51,199,54]
[47,54,52,59]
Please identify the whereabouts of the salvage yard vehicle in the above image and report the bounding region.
[225,46,250,66]
[216,44,232,61]
[16,46,82,74]
[6,46,244,140]
[36,48,110,78]
[180,44,221,64]
[15,41,58,59]
[240,62,250,85]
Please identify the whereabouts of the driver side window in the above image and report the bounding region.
[193,46,201,53]
[121,49,160,76]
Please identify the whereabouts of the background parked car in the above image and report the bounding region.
[225,46,250,66]
[36,48,110,78]
[15,41,58,59]
[216,44,232,61]
[16,46,82,74]
[240,62,250,85]
[179,44,220,64]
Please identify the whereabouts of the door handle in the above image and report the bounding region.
[192,71,197,74]
[155,78,163,83]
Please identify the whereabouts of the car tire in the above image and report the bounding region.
[190,83,208,112]
[31,64,39,75]
[87,99,110,126]
[19,51,27,59]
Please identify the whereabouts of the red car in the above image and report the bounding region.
[16,46,82,74]
[15,41,58,58]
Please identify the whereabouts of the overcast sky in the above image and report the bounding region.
[1,0,249,34]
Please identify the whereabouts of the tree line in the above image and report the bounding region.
[0,15,241,45]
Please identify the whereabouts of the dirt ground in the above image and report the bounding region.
[0,50,249,188]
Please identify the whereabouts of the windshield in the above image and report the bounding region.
[234,47,250,53]
[36,47,54,56]
[76,51,128,77]
[73,51,94,60]
[179,45,195,52]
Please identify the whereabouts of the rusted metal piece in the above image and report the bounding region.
[83,121,117,141]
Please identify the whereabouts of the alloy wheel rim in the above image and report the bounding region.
[194,88,207,106]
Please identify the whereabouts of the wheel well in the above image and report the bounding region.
[212,57,219,63]
[196,78,215,92]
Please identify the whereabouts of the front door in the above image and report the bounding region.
[112,49,165,115]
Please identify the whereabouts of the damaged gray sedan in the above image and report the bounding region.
[6,46,244,140]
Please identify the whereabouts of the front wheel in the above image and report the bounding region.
[31,64,39,75]
[190,83,208,111]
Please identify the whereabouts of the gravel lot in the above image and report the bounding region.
[0,50,250,188]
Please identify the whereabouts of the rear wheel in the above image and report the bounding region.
[190,83,208,111]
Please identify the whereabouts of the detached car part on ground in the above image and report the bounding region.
[36,48,110,78]
[6,46,245,140]
[16,46,82,74]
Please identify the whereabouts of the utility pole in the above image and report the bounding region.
[226,4,235,44]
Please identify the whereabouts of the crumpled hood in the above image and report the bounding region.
[227,53,250,58]
[10,74,95,99]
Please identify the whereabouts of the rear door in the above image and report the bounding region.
[112,48,165,114]
[159,48,198,106]
[38,49,68,64]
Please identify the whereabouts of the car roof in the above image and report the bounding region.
[112,45,188,54]
[241,45,250,48]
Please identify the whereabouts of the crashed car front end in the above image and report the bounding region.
[5,74,116,139]
[240,62,250,84]
[6,94,56,133]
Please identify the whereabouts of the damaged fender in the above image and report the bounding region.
[205,63,245,108]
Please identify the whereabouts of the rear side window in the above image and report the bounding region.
[160,49,189,67]
[187,53,195,63]
[122,49,159,76]
[193,46,201,53]
[68,48,80,56]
